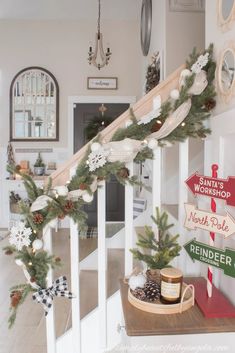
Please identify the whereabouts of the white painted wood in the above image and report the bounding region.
[97,181,107,349]
[69,166,81,353]
[68,95,136,157]
[152,147,162,234]
[178,139,189,271]
[70,218,81,353]
[125,162,134,276]
[43,227,56,353]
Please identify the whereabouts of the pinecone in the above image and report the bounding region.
[79,183,88,190]
[117,167,130,179]
[5,249,13,255]
[10,291,22,308]
[33,213,44,225]
[55,256,61,263]
[144,280,160,302]
[132,288,146,301]
[64,200,75,212]
[204,98,216,111]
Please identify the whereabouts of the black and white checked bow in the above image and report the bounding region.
[32,276,73,315]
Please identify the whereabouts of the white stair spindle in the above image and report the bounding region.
[125,161,134,276]
[43,226,56,353]
[70,219,81,353]
[69,167,81,353]
[152,147,162,234]
[178,139,189,270]
[98,181,107,349]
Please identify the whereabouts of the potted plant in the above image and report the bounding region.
[34,153,45,176]
[130,208,181,283]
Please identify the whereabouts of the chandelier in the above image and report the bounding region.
[88,0,112,70]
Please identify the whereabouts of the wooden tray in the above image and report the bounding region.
[128,283,194,315]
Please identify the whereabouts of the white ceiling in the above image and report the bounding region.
[0,0,140,20]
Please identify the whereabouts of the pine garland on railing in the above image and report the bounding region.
[3,45,217,327]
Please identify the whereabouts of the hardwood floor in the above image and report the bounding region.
[0,229,125,353]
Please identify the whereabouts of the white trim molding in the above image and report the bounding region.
[169,0,205,12]
[68,95,136,157]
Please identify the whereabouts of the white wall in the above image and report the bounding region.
[204,1,235,304]
[206,0,235,115]
[0,19,142,151]
[140,1,205,91]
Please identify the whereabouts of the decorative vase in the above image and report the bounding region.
[34,167,45,176]
[146,269,161,283]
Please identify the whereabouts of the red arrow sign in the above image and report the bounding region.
[185,172,235,206]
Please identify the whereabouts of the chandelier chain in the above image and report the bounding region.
[97,0,101,34]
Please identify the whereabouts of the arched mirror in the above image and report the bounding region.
[218,0,235,31]
[10,67,59,141]
[217,47,235,102]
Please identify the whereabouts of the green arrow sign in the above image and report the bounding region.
[184,238,235,278]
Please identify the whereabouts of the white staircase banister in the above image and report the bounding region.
[70,167,81,353]
[152,147,162,234]
[125,161,134,276]
[43,226,56,353]
[178,139,189,270]
[97,181,107,349]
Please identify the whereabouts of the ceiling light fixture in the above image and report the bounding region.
[88,0,111,70]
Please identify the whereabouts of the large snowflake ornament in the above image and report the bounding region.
[9,222,32,251]
[191,52,209,74]
[87,147,109,172]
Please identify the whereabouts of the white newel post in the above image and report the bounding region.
[43,227,56,353]
[125,161,134,276]
[178,139,189,270]
[70,168,81,353]
[152,147,162,234]
[97,181,107,349]
[70,219,81,353]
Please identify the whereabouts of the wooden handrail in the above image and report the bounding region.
[50,65,184,186]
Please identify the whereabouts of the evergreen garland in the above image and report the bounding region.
[4,45,217,327]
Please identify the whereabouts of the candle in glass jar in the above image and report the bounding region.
[160,268,183,304]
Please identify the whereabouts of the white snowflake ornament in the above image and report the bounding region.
[191,52,209,74]
[87,147,109,172]
[9,222,32,251]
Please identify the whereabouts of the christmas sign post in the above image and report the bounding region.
[184,238,235,278]
[184,164,235,318]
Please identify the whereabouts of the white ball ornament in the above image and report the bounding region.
[82,192,94,203]
[15,259,23,267]
[181,69,191,77]
[129,273,146,291]
[170,89,180,100]
[91,142,101,152]
[32,239,43,250]
[148,138,158,150]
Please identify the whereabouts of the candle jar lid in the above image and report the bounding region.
[160,267,183,279]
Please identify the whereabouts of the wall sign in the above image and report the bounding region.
[184,238,235,278]
[185,172,235,206]
[184,203,235,238]
[87,77,118,90]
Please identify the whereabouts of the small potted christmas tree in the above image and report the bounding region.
[34,153,45,176]
[130,208,181,283]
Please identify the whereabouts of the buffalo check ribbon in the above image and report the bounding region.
[32,276,73,315]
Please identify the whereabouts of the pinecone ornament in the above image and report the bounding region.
[204,98,216,111]
[33,213,44,225]
[144,280,160,302]
[79,183,88,190]
[64,200,75,213]
[132,288,146,301]
[117,167,130,179]
[10,290,22,307]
